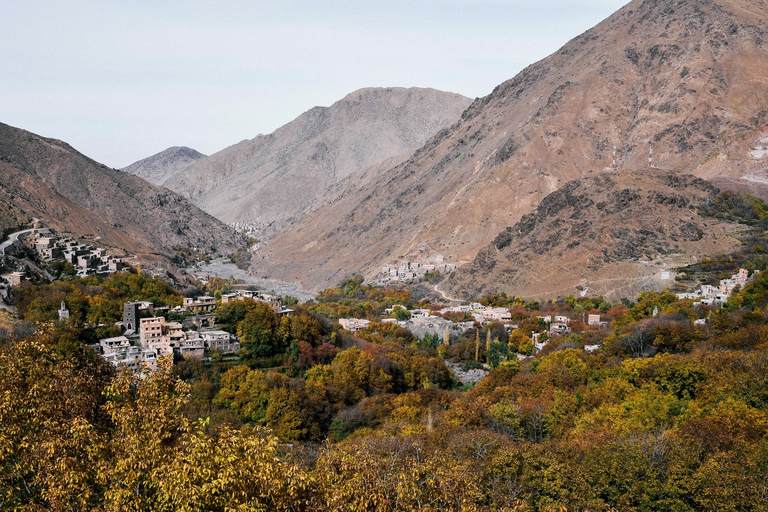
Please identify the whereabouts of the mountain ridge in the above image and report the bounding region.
[162,87,473,237]
[0,122,244,265]
[252,0,768,292]
[443,169,743,300]
[122,146,206,185]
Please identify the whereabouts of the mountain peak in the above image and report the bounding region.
[162,87,473,237]
[122,146,206,185]
[253,0,768,293]
[0,122,242,264]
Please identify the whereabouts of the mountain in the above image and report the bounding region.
[0,202,31,238]
[163,87,473,236]
[0,122,244,262]
[253,0,768,292]
[442,170,741,301]
[122,146,206,185]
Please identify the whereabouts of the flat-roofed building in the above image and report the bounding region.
[200,330,241,353]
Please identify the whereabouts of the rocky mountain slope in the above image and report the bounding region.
[163,87,472,236]
[122,146,206,185]
[443,170,742,301]
[0,201,31,238]
[0,122,244,262]
[255,0,768,292]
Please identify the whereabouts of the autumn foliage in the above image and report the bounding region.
[3,272,768,510]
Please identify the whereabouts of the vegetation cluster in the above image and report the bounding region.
[3,265,768,509]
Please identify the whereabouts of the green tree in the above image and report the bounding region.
[237,301,282,358]
[391,306,411,321]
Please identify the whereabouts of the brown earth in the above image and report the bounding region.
[0,122,245,263]
[443,170,742,301]
[0,202,31,238]
[254,0,768,293]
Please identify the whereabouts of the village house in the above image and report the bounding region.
[178,337,205,359]
[99,336,131,354]
[445,305,473,314]
[139,316,185,356]
[92,335,158,373]
[549,322,572,337]
[102,345,158,373]
[2,271,26,287]
[220,289,294,316]
[183,296,217,313]
[182,313,216,330]
[35,237,61,260]
[200,330,241,353]
[677,268,752,306]
[474,307,512,323]
[338,318,371,334]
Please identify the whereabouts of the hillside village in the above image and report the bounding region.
[336,267,754,372]
[18,247,755,377]
[377,255,458,284]
[676,268,751,306]
[1,227,128,305]
[86,289,294,374]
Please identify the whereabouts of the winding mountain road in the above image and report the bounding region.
[0,227,50,256]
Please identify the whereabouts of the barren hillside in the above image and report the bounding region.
[0,122,244,262]
[443,170,742,301]
[255,0,768,292]
[122,146,206,185]
[164,87,472,236]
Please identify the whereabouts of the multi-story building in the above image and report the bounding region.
[139,317,184,356]
[200,330,241,353]
[338,318,371,334]
[183,296,217,313]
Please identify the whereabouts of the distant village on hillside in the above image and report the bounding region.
[87,289,293,374]
[377,255,458,284]
[0,218,756,378]
[1,228,128,304]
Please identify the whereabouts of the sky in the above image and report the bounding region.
[1,0,628,168]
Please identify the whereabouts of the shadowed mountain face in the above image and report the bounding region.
[162,87,473,237]
[0,122,244,261]
[253,0,768,292]
[0,201,30,237]
[443,170,742,301]
[122,146,206,186]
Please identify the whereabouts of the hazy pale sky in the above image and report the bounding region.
[1,0,628,168]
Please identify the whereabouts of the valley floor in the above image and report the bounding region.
[189,258,315,301]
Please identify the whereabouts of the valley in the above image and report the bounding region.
[6,0,768,509]
[188,258,315,302]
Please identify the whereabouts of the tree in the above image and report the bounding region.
[391,306,411,321]
[0,337,113,510]
[98,356,190,510]
[237,301,282,358]
[509,328,533,354]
